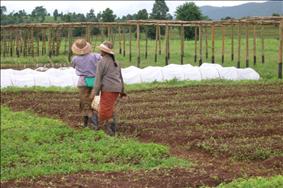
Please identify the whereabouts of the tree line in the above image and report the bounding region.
[1,0,208,39]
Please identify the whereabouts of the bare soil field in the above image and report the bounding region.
[1,83,283,187]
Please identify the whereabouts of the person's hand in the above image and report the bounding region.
[120,92,127,98]
[89,89,95,100]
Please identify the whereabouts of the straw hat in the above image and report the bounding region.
[96,41,115,55]
[71,39,91,55]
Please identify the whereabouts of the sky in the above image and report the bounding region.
[2,1,266,17]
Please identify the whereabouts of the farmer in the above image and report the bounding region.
[91,41,126,136]
[71,38,101,128]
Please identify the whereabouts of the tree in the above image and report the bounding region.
[272,13,280,16]
[135,9,148,20]
[175,2,203,39]
[31,6,47,22]
[86,9,97,21]
[53,9,59,21]
[150,0,169,20]
[101,8,116,22]
[147,0,170,39]
[0,6,7,16]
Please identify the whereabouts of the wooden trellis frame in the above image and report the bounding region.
[1,16,282,78]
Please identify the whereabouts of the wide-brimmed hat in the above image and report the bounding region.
[96,41,115,55]
[71,39,92,55]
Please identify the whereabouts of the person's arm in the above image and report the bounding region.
[94,60,104,96]
[119,66,127,98]
[71,56,76,68]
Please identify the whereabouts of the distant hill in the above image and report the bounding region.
[200,1,283,20]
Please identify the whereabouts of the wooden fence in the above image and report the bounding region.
[1,16,282,78]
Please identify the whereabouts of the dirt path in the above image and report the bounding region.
[1,83,283,187]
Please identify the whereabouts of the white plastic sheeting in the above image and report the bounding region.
[0,63,260,88]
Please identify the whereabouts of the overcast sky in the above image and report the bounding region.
[2,1,266,17]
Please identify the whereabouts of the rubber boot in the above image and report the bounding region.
[104,122,115,136]
[91,113,99,130]
[110,117,117,134]
[83,116,88,128]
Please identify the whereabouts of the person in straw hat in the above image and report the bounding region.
[91,41,127,136]
[71,38,101,129]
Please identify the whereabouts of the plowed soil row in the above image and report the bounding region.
[1,83,283,187]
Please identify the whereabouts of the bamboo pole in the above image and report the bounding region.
[231,25,234,61]
[211,24,215,63]
[245,24,249,67]
[86,25,91,42]
[165,25,169,65]
[64,29,67,54]
[129,26,132,62]
[100,27,104,42]
[205,26,208,60]
[145,26,148,59]
[278,20,283,79]
[158,25,161,55]
[122,26,126,57]
[261,25,265,64]
[180,25,184,64]
[194,26,198,63]
[68,28,72,62]
[253,25,257,65]
[237,24,241,68]
[221,25,225,64]
[136,24,141,67]
[155,25,158,62]
[118,26,122,54]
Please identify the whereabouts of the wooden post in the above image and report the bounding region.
[221,25,225,64]
[165,25,169,65]
[31,28,34,57]
[261,25,265,64]
[158,25,161,55]
[278,20,283,79]
[86,25,91,42]
[107,26,111,41]
[194,26,198,63]
[253,25,257,65]
[180,25,184,64]
[237,24,241,68]
[48,29,52,57]
[55,29,61,56]
[211,24,215,64]
[16,30,20,57]
[100,27,104,42]
[64,29,67,54]
[155,25,158,62]
[129,26,132,62]
[9,31,13,57]
[36,30,40,56]
[205,26,208,60]
[231,25,234,61]
[118,26,122,54]
[42,29,46,55]
[23,30,27,57]
[199,24,203,66]
[68,28,72,62]
[145,26,148,59]
[168,26,171,60]
[136,24,141,67]
[245,24,249,67]
[123,26,126,57]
